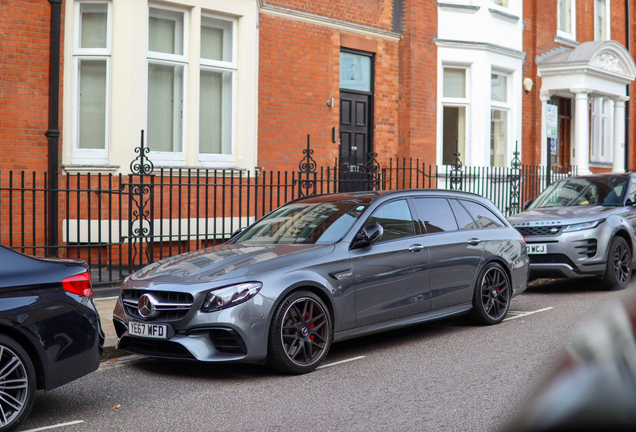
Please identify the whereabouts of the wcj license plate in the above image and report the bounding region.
[129,321,168,339]
[526,244,547,254]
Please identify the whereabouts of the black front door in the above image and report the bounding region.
[340,92,370,191]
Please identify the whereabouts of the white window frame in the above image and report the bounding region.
[557,0,577,41]
[590,97,613,164]
[198,13,237,166]
[490,70,511,167]
[72,0,112,164]
[492,0,509,8]
[441,65,470,166]
[595,0,611,41]
[146,4,189,164]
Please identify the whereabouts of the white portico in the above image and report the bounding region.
[537,41,636,174]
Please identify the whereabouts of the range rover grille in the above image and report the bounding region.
[516,226,564,236]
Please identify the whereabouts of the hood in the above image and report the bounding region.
[125,243,334,288]
[508,205,621,227]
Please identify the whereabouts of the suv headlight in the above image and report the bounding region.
[201,282,262,312]
[562,219,605,233]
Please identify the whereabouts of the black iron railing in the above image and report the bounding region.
[0,135,577,284]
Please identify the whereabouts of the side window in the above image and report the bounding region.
[459,200,505,228]
[412,198,458,233]
[628,178,636,204]
[365,199,415,242]
[449,199,479,230]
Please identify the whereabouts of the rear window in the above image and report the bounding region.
[459,200,505,228]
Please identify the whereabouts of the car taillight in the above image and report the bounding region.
[62,272,94,297]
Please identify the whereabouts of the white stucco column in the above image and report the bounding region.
[612,97,628,173]
[572,89,592,174]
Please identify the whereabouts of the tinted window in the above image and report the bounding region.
[459,200,505,228]
[365,199,415,242]
[412,198,458,233]
[236,201,368,245]
[449,199,479,230]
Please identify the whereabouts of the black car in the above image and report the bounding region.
[0,246,103,432]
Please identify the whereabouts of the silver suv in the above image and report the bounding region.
[508,173,636,289]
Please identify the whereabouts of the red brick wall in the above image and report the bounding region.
[257,13,401,171]
[0,0,64,172]
[266,0,394,32]
[258,1,436,172]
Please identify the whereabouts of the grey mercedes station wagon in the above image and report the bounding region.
[114,190,529,374]
[508,173,636,289]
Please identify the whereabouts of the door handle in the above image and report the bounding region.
[409,244,424,252]
[467,238,481,246]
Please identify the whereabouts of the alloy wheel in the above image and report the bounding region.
[280,297,329,367]
[0,345,29,428]
[613,242,631,285]
[480,266,510,321]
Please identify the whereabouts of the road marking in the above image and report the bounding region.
[21,420,84,432]
[317,356,366,370]
[504,307,553,322]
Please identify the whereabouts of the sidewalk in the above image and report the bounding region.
[93,293,126,359]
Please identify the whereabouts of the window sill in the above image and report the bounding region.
[554,34,579,48]
[62,165,120,175]
[437,2,480,14]
[488,8,519,23]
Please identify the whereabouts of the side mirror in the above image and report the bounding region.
[351,223,384,249]
[229,226,247,239]
[523,199,534,211]
[626,198,635,207]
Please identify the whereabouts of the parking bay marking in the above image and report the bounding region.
[21,420,84,432]
[318,355,366,370]
[504,307,553,322]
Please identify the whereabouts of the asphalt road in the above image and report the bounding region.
[17,278,636,432]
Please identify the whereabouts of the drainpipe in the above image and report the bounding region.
[626,0,631,171]
[45,0,62,257]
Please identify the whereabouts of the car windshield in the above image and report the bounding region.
[529,177,628,209]
[234,200,369,245]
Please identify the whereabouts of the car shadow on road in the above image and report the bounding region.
[525,274,636,294]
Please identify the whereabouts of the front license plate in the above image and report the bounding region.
[129,321,168,339]
[527,244,547,254]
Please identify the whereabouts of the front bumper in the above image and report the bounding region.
[524,227,608,280]
[113,293,275,363]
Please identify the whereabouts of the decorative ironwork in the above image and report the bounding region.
[130,130,154,175]
[365,151,382,190]
[297,135,317,197]
[449,146,463,190]
[507,141,522,216]
[127,130,155,272]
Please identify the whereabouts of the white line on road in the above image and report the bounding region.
[21,420,85,432]
[317,356,366,370]
[504,307,553,322]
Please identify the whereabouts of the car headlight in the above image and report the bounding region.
[201,282,262,312]
[562,219,605,233]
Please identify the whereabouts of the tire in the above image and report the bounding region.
[602,236,632,290]
[0,334,36,432]
[469,262,511,325]
[267,291,332,374]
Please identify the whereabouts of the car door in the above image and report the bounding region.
[411,197,485,310]
[350,198,431,327]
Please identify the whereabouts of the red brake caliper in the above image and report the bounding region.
[306,312,315,340]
